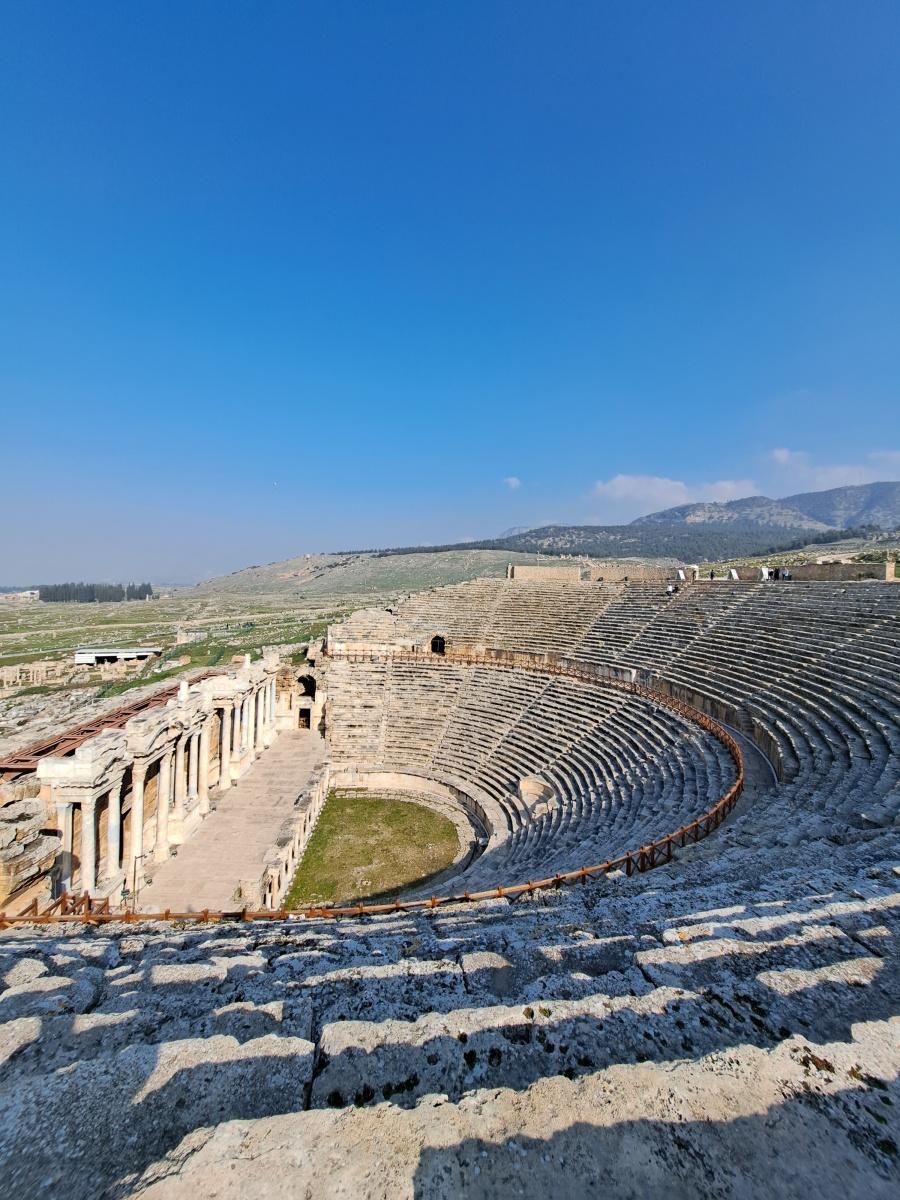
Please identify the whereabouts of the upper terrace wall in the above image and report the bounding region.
[506,564,583,581]
[589,563,689,582]
[788,561,895,582]
[730,562,895,582]
[506,563,690,582]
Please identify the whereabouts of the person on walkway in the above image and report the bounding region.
[709,569,715,581]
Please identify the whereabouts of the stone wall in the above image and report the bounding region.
[506,563,584,581]
[729,562,895,582]
[788,561,895,582]
[588,563,690,582]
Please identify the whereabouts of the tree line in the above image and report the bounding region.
[39,582,154,603]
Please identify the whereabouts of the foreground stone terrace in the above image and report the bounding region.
[1,822,898,1199]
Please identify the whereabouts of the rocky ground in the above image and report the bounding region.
[0,669,218,759]
[1,826,898,1199]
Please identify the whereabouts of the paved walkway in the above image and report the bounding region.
[137,730,326,912]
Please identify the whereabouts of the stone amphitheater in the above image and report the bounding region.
[2,575,899,1198]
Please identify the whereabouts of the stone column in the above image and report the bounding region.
[241,695,251,756]
[130,763,146,886]
[244,696,255,758]
[267,678,278,742]
[232,700,243,768]
[220,705,233,786]
[198,720,210,814]
[154,750,172,862]
[106,775,124,882]
[255,687,265,751]
[56,801,74,893]
[262,679,272,745]
[188,731,199,800]
[174,733,187,805]
[171,732,188,840]
[80,796,97,895]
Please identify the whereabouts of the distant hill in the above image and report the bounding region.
[183,483,899,597]
[186,549,556,597]
[632,481,900,531]
[372,522,874,564]
[781,481,900,528]
[494,525,538,539]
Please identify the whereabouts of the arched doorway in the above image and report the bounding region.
[431,635,446,656]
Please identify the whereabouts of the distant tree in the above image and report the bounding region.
[38,581,149,603]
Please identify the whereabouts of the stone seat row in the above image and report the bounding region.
[326,660,737,886]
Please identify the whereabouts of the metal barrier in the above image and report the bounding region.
[0,648,744,928]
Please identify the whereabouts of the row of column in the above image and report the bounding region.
[56,676,279,895]
[218,677,278,787]
[55,775,126,901]
[152,719,212,862]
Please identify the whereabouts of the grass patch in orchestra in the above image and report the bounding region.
[284,790,459,907]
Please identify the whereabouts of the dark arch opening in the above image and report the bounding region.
[298,674,316,698]
[431,635,446,656]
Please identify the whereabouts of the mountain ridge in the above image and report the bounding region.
[181,484,900,595]
[632,481,900,530]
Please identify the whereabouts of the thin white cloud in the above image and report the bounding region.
[503,476,522,490]
[768,448,900,490]
[591,473,756,519]
[771,447,807,467]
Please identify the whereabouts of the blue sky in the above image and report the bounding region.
[2,2,899,583]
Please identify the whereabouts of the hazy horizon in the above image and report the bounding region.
[3,476,899,589]
[3,4,899,582]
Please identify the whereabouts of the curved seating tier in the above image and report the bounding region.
[324,657,738,891]
[325,579,900,893]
